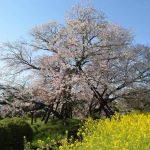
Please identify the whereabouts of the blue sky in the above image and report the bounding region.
[0,0,150,45]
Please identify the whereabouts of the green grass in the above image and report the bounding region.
[26,118,81,148]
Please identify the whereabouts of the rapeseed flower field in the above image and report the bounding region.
[60,113,150,150]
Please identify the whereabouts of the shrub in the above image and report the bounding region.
[60,113,150,150]
[0,123,12,150]
[0,117,33,150]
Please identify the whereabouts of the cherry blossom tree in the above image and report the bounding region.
[1,2,150,119]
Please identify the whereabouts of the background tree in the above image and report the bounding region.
[1,2,150,119]
[121,87,150,112]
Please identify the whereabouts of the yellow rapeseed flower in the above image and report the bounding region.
[60,113,150,150]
